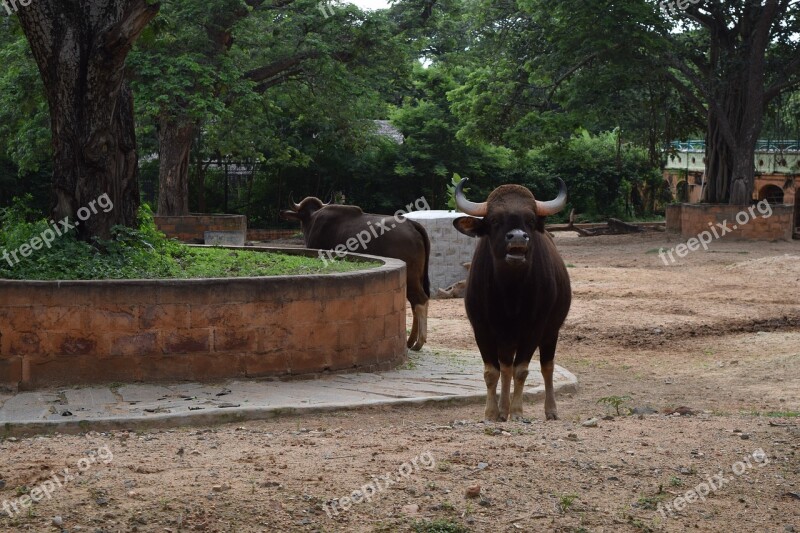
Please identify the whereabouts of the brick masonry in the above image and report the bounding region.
[0,249,408,389]
[404,211,477,294]
[155,214,247,243]
[666,203,794,241]
[247,229,301,242]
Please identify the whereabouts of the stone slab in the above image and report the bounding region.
[0,349,578,437]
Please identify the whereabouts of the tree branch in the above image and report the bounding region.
[245,51,322,83]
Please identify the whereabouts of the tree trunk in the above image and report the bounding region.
[703,81,763,205]
[17,0,159,240]
[157,120,194,216]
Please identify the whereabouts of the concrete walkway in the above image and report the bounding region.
[0,349,577,437]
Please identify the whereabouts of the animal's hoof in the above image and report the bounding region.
[545,412,559,421]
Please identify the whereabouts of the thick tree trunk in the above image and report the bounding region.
[157,120,194,216]
[703,97,764,205]
[17,0,159,240]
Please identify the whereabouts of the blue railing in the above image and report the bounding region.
[668,140,800,152]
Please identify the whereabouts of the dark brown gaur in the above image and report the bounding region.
[453,179,571,421]
[282,198,431,350]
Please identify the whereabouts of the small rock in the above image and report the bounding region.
[52,516,63,527]
[401,504,420,516]
[601,415,614,421]
[566,433,578,441]
[478,497,492,507]
[581,418,599,428]
[61,410,73,417]
[0,480,5,489]
[740,433,751,440]
[476,462,489,471]
[212,483,231,492]
[465,484,481,498]
[784,526,795,533]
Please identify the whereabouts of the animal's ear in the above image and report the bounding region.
[280,210,301,222]
[453,216,486,238]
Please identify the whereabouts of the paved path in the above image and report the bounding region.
[0,349,577,436]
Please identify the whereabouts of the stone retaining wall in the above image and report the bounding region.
[0,249,407,390]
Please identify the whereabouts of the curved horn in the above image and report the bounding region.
[535,178,568,216]
[289,193,301,212]
[455,178,488,217]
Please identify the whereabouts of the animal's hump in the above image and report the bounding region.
[487,184,535,203]
[321,205,364,217]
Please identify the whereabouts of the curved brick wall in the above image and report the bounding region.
[0,248,407,390]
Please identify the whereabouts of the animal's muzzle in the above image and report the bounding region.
[505,229,529,263]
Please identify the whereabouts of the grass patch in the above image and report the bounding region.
[764,411,799,418]
[0,198,376,280]
[557,493,579,513]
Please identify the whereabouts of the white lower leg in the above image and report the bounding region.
[410,302,428,350]
[510,362,530,418]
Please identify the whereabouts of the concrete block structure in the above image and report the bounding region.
[404,210,476,294]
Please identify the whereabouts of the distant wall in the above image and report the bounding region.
[0,248,407,390]
[155,214,247,243]
[404,211,476,294]
[665,204,682,234]
[670,204,794,241]
[247,229,300,242]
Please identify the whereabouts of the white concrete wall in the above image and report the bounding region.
[404,210,477,295]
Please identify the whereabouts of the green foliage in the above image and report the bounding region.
[596,395,632,416]
[523,130,663,220]
[557,493,579,513]
[0,198,372,280]
[445,173,463,211]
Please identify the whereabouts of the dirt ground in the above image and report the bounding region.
[0,232,798,533]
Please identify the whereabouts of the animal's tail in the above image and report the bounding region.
[410,220,431,298]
